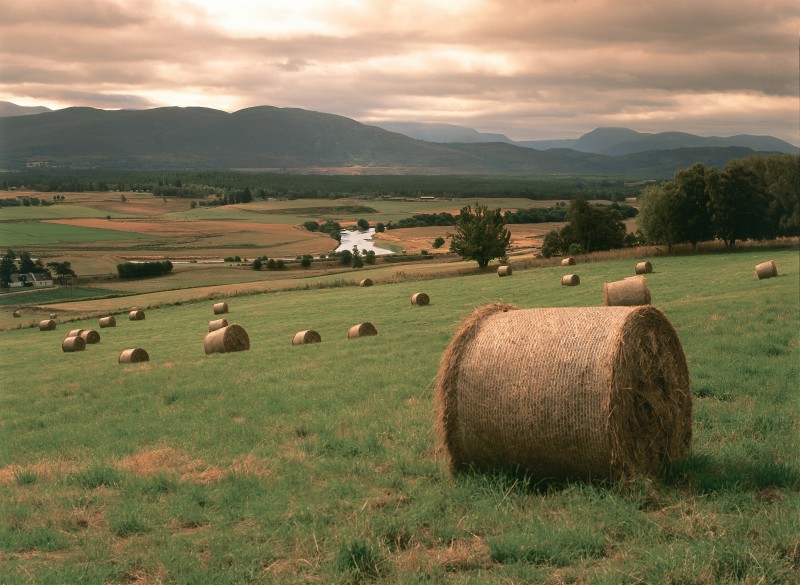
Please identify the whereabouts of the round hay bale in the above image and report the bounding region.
[604,276,651,306]
[561,257,576,266]
[118,348,149,364]
[435,303,691,481]
[497,265,512,277]
[347,322,378,339]
[634,261,653,275]
[204,324,250,354]
[411,292,430,306]
[38,319,56,331]
[49,313,57,319]
[129,310,145,321]
[99,316,116,328]
[62,335,86,352]
[208,318,229,332]
[292,330,322,345]
[561,274,580,286]
[754,260,777,280]
[13,310,21,318]
[359,278,374,287]
[79,329,100,344]
[67,328,84,337]
[213,301,229,314]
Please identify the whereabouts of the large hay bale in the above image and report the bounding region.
[204,324,250,354]
[754,260,778,280]
[213,301,229,314]
[561,274,580,286]
[359,278,374,287]
[208,318,228,332]
[129,310,145,321]
[39,319,56,331]
[62,335,86,352]
[411,292,430,306]
[67,328,84,337]
[604,276,651,306]
[348,322,378,339]
[435,303,691,481]
[292,330,322,345]
[79,329,100,344]
[13,310,21,318]
[497,265,512,277]
[561,257,576,266]
[119,348,149,363]
[634,261,653,275]
[99,316,116,328]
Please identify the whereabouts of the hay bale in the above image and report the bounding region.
[62,335,86,352]
[411,292,430,306]
[204,324,250,354]
[754,260,778,280]
[118,348,149,363]
[497,265,512,277]
[99,316,116,328]
[129,310,145,321]
[49,313,57,319]
[12,310,21,318]
[634,261,653,275]
[347,322,378,339]
[67,328,84,337]
[292,330,322,345]
[79,329,100,344]
[561,274,580,286]
[213,301,229,314]
[208,318,228,332]
[359,278,374,287]
[604,276,651,306]
[435,303,691,481]
[38,319,56,331]
[561,257,576,266]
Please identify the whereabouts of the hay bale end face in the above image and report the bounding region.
[38,319,56,331]
[359,278,374,287]
[561,257,576,266]
[604,276,651,306]
[435,304,691,481]
[561,274,580,286]
[79,329,100,344]
[635,261,653,275]
[62,335,86,352]
[208,318,228,332]
[13,310,21,318]
[99,316,116,328]
[348,322,378,339]
[497,265,512,277]
[292,330,322,345]
[213,302,229,314]
[119,348,149,363]
[755,260,778,280]
[129,310,145,321]
[411,292,430,306]
[204,324,250,354]
[67,328,84,337]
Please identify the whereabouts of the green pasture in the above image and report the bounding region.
[0,248,797,583]
[0,205,112,221]
[0,221,150,247]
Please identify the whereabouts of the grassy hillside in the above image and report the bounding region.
[0,248,797,583]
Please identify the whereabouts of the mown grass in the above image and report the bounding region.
[0,247,797,583]
[0,221,150,247]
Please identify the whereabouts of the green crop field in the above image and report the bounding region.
[0,248,797,583]
[0,205,113,221]
[0,222,150,247]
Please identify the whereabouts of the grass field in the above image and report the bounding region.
[0,247,797,583]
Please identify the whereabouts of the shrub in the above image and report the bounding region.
[267,259,277,270]
[252,259,262,270]
[432,237,445,248]
[300,256,312,268]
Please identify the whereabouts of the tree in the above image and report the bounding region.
[432,237,445,249]
[560,198,626,253]
[356,218,370,230]
[540,230,563,258]
[706,160,771,247]
[0,249,15,288]
[448,204,511,268]
[351,246,364,268]
[375,222,385,233]
[300,255,312,268]
[364,250,376,265]
[252,259,263,270]
[17,251,36,274]
[120,194,127,203]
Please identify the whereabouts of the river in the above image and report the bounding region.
[335,228,396,256]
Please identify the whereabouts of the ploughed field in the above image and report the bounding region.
[0,248,797,583]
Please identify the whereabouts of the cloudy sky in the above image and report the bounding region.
[1,0,798,143]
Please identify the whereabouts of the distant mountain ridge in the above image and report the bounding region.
[0,101,52,117]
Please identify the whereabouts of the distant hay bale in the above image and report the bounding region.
[99,316,116,328]
[62,335,86,352]
[38,319,56,331]
[292,330,322,345]
[411,292,430,306]
[67,328,84,337]
[561,257,576,266]
[204,324,250,354]
[604,276,651,306]
[348,322,378,339]
[13,310,21,318]
[118,348,149,364]
[634,261,653,274]
[49,313,57,319]
[213,302,229,314]
[497,265,512,277]
[359,278,374,287]
[754,260,778,280]
[561,274,580,286]
[79,329,100,344]
[435,303,692,481]
[208,318,228,332]
[129,310,145,321]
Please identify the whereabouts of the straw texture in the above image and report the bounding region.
[119,348,149,363]
[208,318,228,332]
[411,292,431,306]
[348,322,378,339]
[435,304,692,481]
[359,278,374,287]
[497,266,512,277]
[604,276,651,306]
[561,257,576,266]
[129,310,145,321]
[561,274,580,286]
[39,319,56,331]
[754,260,778,280]
[62,336,86,352]
[635,261,653,274]
[99,316,116,328]
[79,330,100,344]
[292,330,322,345]
[213,302,229,314]
[204,324,250,354]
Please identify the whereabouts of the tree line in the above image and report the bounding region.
[116,261,174,279]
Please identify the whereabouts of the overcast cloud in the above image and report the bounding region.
[1,0,798,143]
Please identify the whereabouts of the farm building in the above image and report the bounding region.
[8,272,54,288]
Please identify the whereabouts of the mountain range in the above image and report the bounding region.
[0,102,795,176]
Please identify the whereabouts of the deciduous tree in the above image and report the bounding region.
[449,204,511,268]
